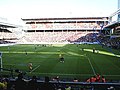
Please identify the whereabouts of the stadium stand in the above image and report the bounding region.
[20,17,108,44]
[1,16,120,90]
[0,73,120,90]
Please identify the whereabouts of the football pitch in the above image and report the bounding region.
[0,44,120,81]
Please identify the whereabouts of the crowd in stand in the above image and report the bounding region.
[0,32,17,40]
[74,32,99,43]
[0,40,15,44]
[0,77,9,90]
[86,74,106,83]
[98,34,120,49]
[0,73,107,90]
[18,31,98,43]
[0,30,120,50]
[29,22,101,30]
[0,30,99,44]
[23,31,85,43]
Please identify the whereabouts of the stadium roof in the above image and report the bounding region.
[104,21,120,29]
[0,21,18,28]
[22,17,108,21]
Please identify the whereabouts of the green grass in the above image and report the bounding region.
[0,44,120,81]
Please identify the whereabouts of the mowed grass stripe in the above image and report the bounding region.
[0,44,120,80]
[85,54,96,75]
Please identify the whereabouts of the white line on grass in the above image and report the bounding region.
[103,75,120,76]
[31,72,120,77]
[85,54,96,76]
[37,73,93,76]
[30,65,40,73]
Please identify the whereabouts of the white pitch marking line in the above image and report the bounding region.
[30,65,40,73]
[32,72,120,77]
[85,54,96,76]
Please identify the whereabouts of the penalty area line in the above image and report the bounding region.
[30,65,40,73]
[85,54,96,76]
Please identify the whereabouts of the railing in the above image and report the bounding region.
[9,79,120,90]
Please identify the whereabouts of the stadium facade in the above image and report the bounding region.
[20,17,108,44]
[22,17,108,31]
[104,0,120,35]
[1,16,120,44]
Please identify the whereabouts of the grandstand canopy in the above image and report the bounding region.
[104,21,120,29]
[22,17,108,31]
[22,17,108,22]
[0,22,17,28]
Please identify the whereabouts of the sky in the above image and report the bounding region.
[0,0,118,24]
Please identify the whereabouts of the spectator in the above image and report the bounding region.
[73,78,78,82]
[1,78,8,90]
[14,73,27,90]
[101,76,106,83]
[28,76,38,90]
[90,76,96,82]
[86,76,96,83]
[96,74,101,82]
[40,76,55,90]
[0,82,5,90]
[86,78,91,83]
